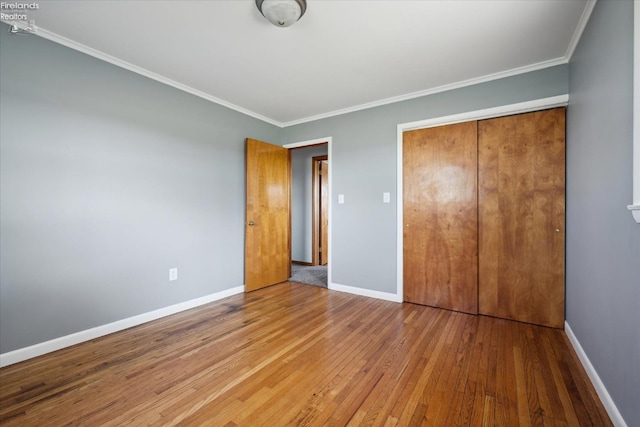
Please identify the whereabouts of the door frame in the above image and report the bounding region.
[245,138,292,292]
[395,95,568,302]
[284,137,332,286]
[311,155,328,266]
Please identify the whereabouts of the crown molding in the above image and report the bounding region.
[281,57,568,127]
[565,0,598,61]
[3,0,594,130]
[1,20,281,127]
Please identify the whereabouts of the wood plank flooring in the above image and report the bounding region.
[0,283,611,426]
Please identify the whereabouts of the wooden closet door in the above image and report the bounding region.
[478,108,565,328]
[403,121,478,314]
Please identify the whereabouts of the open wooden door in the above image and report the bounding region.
[245,138,291,292]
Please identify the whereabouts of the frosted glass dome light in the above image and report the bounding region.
[256,0,307,28]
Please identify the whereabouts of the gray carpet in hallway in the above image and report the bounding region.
[290,264,328,288]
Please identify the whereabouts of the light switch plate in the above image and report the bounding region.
[338,194,345,204]
[383,192,391,203]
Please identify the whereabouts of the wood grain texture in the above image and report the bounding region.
[478,108,566,328]
[320,159,329,266]
[311,155,328,267]
[245,138,291,291]
[403,121,478,314]
[312,157,320,266]
[0,283,611,426]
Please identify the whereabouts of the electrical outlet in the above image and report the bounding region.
[169,268,178,281]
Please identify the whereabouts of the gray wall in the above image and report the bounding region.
[1,9,635,424]
[566,1,639,426]
[282,65,569,293]
[0,24,280,353]
[291,145,329,263]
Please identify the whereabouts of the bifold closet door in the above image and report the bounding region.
[403,121,478,314]
[478,108,566,328]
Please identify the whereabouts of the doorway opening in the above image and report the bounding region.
[286,139,331,288]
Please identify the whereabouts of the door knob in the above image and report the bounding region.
[555,228,560,232]
[248,221,255,226]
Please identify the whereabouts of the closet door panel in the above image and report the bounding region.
[403,121,478,314]
[478,108,565,328]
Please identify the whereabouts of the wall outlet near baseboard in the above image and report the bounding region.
[169,268,178,281]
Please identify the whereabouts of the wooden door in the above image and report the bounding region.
[245,138,291,292]
[320,160,329,265]
[478,108,565,328]
[403,121,478,314]
[312,155,328,266]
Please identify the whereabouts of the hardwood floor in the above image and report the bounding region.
[0,283,611,426]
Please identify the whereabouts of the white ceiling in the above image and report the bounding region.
[8,0,592,126]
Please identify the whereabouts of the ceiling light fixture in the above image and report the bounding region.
[256,0,307,28]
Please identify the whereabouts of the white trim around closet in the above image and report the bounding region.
[628,4,640,222]
[395,94,569,302]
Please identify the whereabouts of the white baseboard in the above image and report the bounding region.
[564,321,628,427]
[0,286,245,368]
[328,282,402,303]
